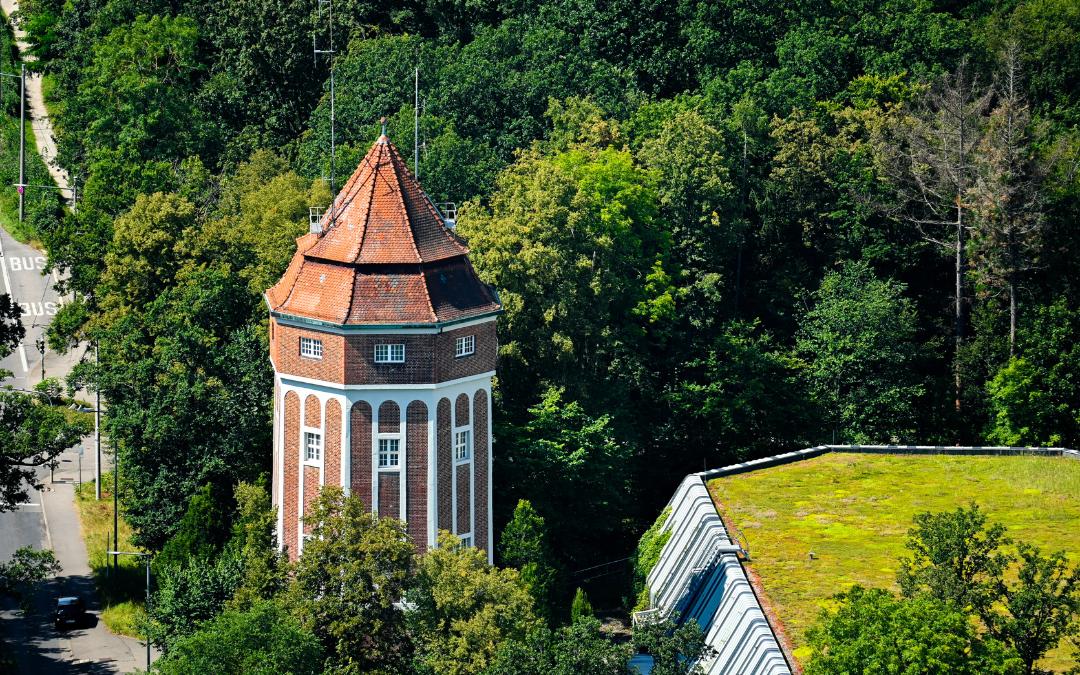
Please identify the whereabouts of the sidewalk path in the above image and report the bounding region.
[0,0,70,194]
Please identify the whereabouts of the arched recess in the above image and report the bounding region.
[325,399,342,487]
[406,400,429,552]
[437,398,452,531]
[350,401,373,510]
[283,391,300,561]
[304,394,321,428]
[455,393,470,427]
[473,389,489,553]
[378,400,400,433]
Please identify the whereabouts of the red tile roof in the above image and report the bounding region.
[266,135,501,326]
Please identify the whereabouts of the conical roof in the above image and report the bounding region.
[266,135,501,326]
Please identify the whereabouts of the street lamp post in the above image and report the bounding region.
[107,551,151,670]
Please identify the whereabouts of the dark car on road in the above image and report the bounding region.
[54,596,86,630]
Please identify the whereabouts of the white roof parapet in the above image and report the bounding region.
[646,476,791,675]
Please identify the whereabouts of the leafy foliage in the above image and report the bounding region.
[0,391,88,510]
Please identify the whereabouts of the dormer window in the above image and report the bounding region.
[300,337,323,359]
[374,343,405,363]
[455,335,475,358]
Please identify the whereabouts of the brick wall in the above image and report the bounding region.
[435,322,498,382]
[302,465,319,534]
[379,472,400,520]
[437,398,452,531]
[406,401,428,553]
[473,389,489,554]
[456,463,471,535]
[325,399,341,487]
[275,318,496,386]
[274,321,345,382]
[350,401,373,510]
[283,392,300,561]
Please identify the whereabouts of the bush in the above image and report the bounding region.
[631,507,671,611]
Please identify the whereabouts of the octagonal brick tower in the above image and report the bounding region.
[266,132,501,562]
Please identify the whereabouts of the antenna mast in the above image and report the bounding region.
[314,0,337,227]
[414,66,419,179]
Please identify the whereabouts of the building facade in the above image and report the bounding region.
[265,132,501,561]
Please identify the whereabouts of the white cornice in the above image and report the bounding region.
[277,370,496,392]
[271,312,497,335]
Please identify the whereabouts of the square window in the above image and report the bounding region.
[455,335,476,358]
[300,336,323,359]
[374,343,405,363]
[304,431,323,462]
[459,534,473,548]
[454,429,471,461]
[378,438,400,468]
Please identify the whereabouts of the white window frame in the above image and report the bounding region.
[454,428,472,462]
[299,336,323,360]
[459,534,473,549]
[378,437,400,469]
[454,335,476,358]
[303,428,323,464]
[374,343,405,364]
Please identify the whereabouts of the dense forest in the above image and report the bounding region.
[13,0,1080,640]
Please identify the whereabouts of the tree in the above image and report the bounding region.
[897,504,1080,674]
[227,480,286,609]
[152,600,324,675]
[633,618,714,675]
[898,503,1012,610]
[986,299,1080,448]
[570,587,594,623]
[286,486,415,674]
[486,616,633,675]
[409,531,539,675]
[0,391,89,510]
[147,549,244,650]
[154,483,233,572]
[969,44,1047,354]
[0,547,61,613]
[499,387,633,572]
[796,261,925,442]
[0,294,24,364]
[805,586,1020,675]
[499,499,558,622]
[987,544,1080,675]
[879,61,993,410]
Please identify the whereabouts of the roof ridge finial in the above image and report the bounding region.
[379,116,388,140]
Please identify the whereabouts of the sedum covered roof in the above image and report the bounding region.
[266,134,501,326]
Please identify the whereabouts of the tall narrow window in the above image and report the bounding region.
[299,336,323,359]
[455,335,475,357]
[378,438,400,468]
[304,431,323,462]
[374,343,405,363]
[454,429,471,461]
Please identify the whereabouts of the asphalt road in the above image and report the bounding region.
[0,224,85,391]
[0,450,149,674]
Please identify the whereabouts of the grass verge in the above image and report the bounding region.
[74,472,146,638]
[708,453,1080,672]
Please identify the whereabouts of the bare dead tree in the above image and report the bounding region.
[969,43,1047,356]
[876,60,993,411]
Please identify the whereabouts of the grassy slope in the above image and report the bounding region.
[74,473,147,638]
[708,453,1080,671]
[0,11,62,245]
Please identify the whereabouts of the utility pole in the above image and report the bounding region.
[95,344,101,500]
[18,63,25,223]
[109,551,151,670]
